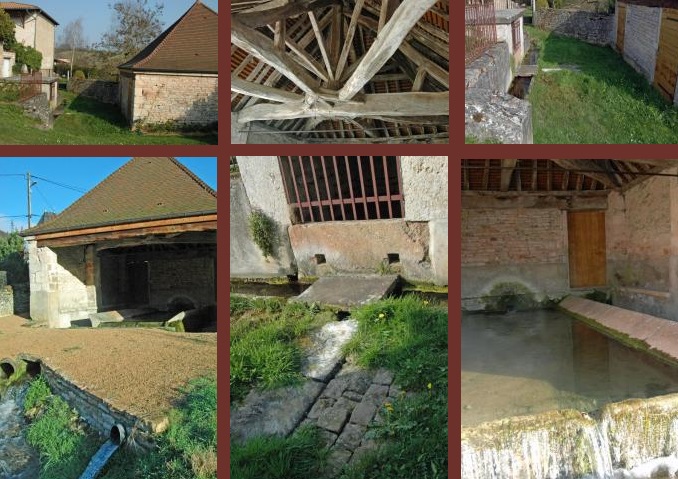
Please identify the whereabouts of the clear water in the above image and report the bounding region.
[462,309,678,427]
[0,384,40,479]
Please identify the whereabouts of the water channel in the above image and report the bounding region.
[0,384,40,479]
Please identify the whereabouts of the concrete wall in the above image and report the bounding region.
[536,8,614,45]
[401,157,448,221]
[125,72,218,127]
[461,207,569,309]
[231,158,297,277]
[606,172,678,319]
[621,4,661,81]
[27,240,97,328]
[288,219,434,281]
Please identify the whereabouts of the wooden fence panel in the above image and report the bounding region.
[654,8,678,101]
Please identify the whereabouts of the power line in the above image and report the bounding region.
[31,175,86,193]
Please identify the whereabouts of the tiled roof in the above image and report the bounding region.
[24,157,217,236]
[119,1,217,73]
[0,2,58,25]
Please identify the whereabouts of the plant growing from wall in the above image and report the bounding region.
[248,210,278,259]
[12,43,42,73]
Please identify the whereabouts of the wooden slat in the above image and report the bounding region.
[568,211,607,288]
[616,3,626,52]
[653,8,678,101]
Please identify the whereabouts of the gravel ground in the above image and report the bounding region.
[0,315,217,424]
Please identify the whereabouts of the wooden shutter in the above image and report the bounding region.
[568,211,606,288]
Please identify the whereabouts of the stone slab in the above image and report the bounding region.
[292,275,399,308]
[465,88,533,144]
[516,65,538,77]
[301,319,358,381]
[230,380,324,443]
[89,308,155,327]
[337,423,367,451]
[317,402,351,433]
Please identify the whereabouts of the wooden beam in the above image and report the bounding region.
[412,67,426,91]
[551,160,619,189]
[231,75,304,103]
[274,20,286,50]
[308,11,334,80]
[232,18,319,96]
[236,91,449,123]
[482,160,490,190]
[338,0,437,101]
[500,159,517,192]
[329,4,342,72]
[335,0,365,81]
[378,0,398,32]
[462,191,609,210]
[233,0,340,28]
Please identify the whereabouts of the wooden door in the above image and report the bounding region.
[568,211,606,288]
[654,8,678,101]
[616,3,626,52]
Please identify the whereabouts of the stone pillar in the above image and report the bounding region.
[85,244,95,286]
[26,239,66,328]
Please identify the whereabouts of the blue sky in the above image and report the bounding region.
[32,0,218,47]
[0,157,217,232]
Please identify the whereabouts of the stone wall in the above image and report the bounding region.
[461,207,569,309]
[0,286,12,317]
[621,4,661,81]
[41,361,158,449]
[401,157,448,221]
[536,8,614,45]
[68,79,119,104]
[12,283,28,314]
[465,88,533,144]
[149,256,215,310]
[606,172,677,319]
[128,72,218,127]
[21,93,52,128]
[465,42,512,92]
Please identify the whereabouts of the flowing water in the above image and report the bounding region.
[0,384,40,479]
[79,439,120,479]
[462,309,678,479]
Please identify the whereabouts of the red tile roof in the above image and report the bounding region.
[24,157,217,236]
[0,2,58,25]
[119,1,217,74]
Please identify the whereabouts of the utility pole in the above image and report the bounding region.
[27,172,34,228]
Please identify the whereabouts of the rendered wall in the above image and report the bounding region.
[11,12,55,73]
[128,72,218,127]
[621,4,661,81]
[401,156,448,221]
[461,207,569,309]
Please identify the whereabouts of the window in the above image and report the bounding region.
[279,156,404,223]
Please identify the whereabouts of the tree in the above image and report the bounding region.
[0,8,16,47]
[0,232,27,285]
[12,43,42,72]
[99,0,165,58]
[59,18,86,78]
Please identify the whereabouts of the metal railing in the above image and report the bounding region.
[278,156,405,224]
[465,0,497,65]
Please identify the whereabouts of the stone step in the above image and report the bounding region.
[292,275,399,308]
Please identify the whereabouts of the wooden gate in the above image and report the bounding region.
[616,3,626,52]
[567,211,606,288]
[654,8,678,102]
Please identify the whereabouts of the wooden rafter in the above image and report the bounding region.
[335,0,366,81]
[551,160,619,189]
[500,159,517,192]
[231,75,304,103]
[233,0,340,28]
[338,0,438,101]
[232,18,319,95]
[308,11,334,81]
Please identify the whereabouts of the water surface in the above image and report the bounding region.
[462,310,678,427]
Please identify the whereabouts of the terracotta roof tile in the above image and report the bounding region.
[119,1,217,73]
[0,2,58,25]
[24,157,217,236]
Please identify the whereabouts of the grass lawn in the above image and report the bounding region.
[230,295,448,479]
[527,26,678,144]
[0,91,217,145]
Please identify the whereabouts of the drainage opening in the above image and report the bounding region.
[110,424,126,445]
[0,359,15,379]
[337,311,350,321]
[314,254,326,265]
[387,253,400,264]
[24,360,41,378]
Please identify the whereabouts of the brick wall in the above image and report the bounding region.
[462,208,566,266]
[149,256,215,310]
[131,73,218,127]
[536,9,614,45]
[621,4,661,81]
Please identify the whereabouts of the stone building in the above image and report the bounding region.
[118,1,218,128]
[461,160,678,318]
[230,0,449,143]
[0,2,58,75]
[230,156,448,285]
[21,157,217,329]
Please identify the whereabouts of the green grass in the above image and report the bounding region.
[22,375,217,479]
[230,295,335,402]
[527,26,678,143]
[231,426,329,479]
[0,92,217,144]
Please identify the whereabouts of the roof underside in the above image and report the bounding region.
[0,2,58,25]
[119,1,218,73]
[462,160,678,193]
[231,0,449,143]
[24,157,217,237]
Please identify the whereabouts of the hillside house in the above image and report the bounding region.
[231,0,449,144]
[21,157,217,329]
[118,1,218,128]
[0,2,58,75]
[231,156,448,285]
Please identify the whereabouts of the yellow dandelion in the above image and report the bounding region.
[378,313,385,319]
[427,382,432,390]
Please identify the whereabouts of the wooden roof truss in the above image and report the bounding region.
[231,0,449,143]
